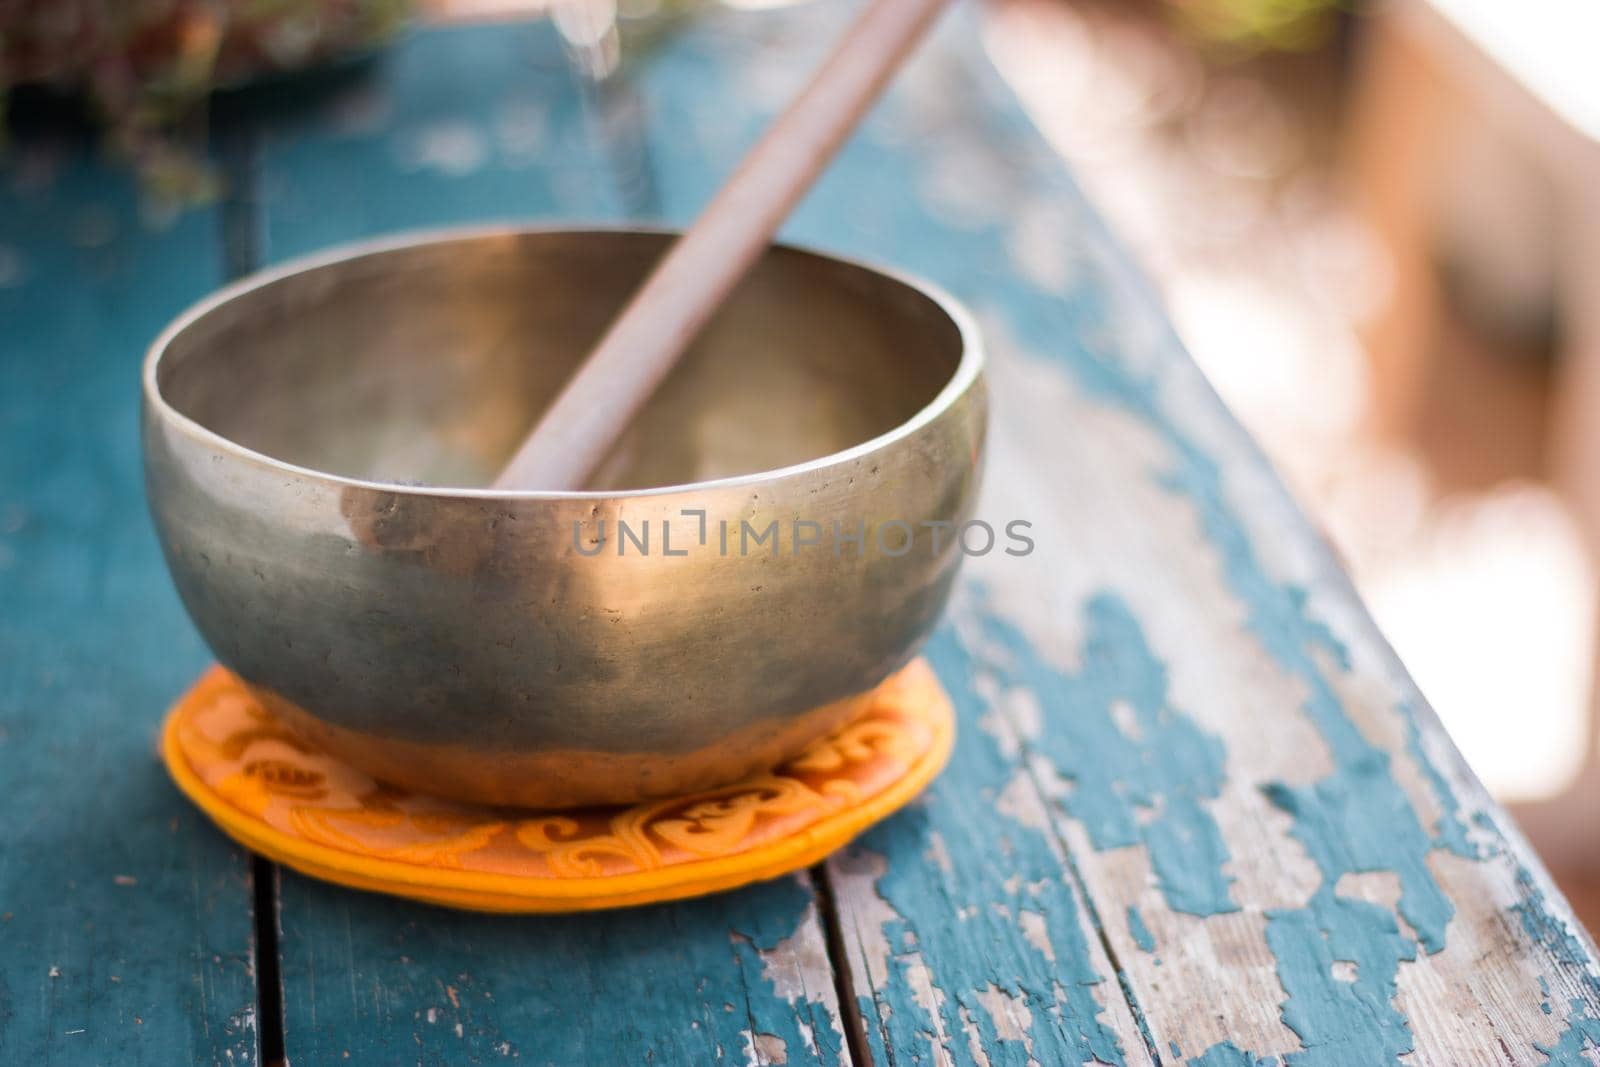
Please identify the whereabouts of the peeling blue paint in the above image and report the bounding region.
[1510,865,1600,977]
[955,67,1513,1038]
[1536,1000,1600,1064]
[851,625,1130,1066]
[979,596,1237,917]
[1468,812,1507,859]
[1128,906,1155,953]
[1260,748,1451,955]
[1505,864,1600,1065]
[1191,1040,1279,1067]
[1265,888,1417,1065]
[1459,818,1600,1064]
[1027,228,1468,1049]
[727,877,851,1067]
[892,76,1473,1051]
[1400,703,1476,858]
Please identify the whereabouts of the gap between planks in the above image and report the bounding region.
[814,862,879,1066]
[212,98,288,1066]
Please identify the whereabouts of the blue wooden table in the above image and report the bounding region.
[3,4,1598,1064]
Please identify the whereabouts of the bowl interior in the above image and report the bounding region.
[154,229,966,491]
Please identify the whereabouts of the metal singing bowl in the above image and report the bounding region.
[143,226,987,808]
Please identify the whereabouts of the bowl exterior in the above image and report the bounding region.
[143,232,986,808]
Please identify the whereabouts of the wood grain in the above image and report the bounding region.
[0,143,259,1063]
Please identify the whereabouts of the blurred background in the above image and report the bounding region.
[4,0,1597,925]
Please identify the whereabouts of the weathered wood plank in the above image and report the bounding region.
[0,141,259,1062]
[633,1,1600,1062]
[244,22,852,1064]
[756,5,1599,1063]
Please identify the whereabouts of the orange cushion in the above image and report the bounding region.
[162,659,954,912]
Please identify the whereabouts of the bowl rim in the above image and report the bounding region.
[142,222,985,501]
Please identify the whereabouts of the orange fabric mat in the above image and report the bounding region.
[162,659,954,912]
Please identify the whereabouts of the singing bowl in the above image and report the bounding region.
[143,226,986,808]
